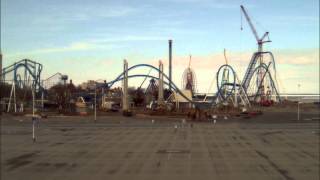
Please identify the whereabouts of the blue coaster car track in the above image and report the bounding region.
[105,63,194,104]
[1,59,43,92]
[241,51,280,102]
[215,64,238,102]
[242,51,277,92]
[250,62,281,102]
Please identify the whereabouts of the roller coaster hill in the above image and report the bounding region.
[0,59,76,113]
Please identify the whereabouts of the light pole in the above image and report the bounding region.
[297,84,301,121]
[32,87,36,142]
[94,83,97,122]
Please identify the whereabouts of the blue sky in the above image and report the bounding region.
[1,0,319,93]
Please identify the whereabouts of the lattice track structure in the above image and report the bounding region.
[1,59,43,93]
[143,78,159,104]
[241,51,281,102]
[145,78,158,95]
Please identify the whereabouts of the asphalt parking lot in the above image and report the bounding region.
[1,112,319,180]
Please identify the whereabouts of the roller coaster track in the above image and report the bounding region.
[105,64,194,103]
[215,64,237,101]
[105,63,257,107]
[242,51,277,92]
[1,59,43,92]
[251,62,281,102]
[214,64,251,107]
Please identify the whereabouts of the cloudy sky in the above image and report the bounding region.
[1,0,319,93]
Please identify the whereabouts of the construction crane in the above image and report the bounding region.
[240,5,271,53]
[240,5,272,103]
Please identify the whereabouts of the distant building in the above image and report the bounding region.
[79,80,96,90]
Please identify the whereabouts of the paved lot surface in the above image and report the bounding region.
[1,112,319,180]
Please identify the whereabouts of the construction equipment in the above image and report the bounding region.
[240,5,271,52]
[241,4,270,93]
[240,5,280,103]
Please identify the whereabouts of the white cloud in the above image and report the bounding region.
[5,41,118,58]
[32,5,138,24]
[91,35,168,43]
[273,48,318,65]
[144,48,319,93]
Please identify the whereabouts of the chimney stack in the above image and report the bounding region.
[168,39,172,92]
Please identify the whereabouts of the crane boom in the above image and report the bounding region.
[240,5,259,42]
[260,32,270,42]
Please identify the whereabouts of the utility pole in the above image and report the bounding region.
[0,52,2,115]
[32,87,36,142]
[94,83,97,122]
[41,91,44,111]
[297,84,301,121]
